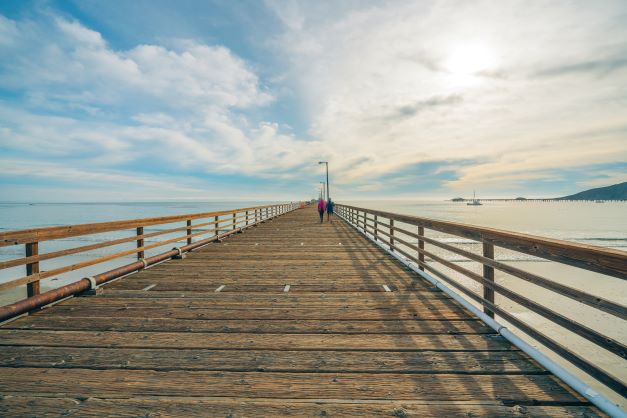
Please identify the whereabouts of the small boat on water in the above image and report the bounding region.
[467,191,482,206]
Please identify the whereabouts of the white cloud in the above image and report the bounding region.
[2,3,627,200]
[0,16,272,109]
[0,14,18,46]
[580,171,627,188]
[0,14,316,185]
[267,0,627,190]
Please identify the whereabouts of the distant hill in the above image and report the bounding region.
[558,181,627,200]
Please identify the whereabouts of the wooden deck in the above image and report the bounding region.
[0,206,602,417]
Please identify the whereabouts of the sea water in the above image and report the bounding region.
[1,200,625,405]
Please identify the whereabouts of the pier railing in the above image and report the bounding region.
[336,204,627,396]
[0,202,300,320]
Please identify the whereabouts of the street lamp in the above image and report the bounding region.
[318,161,329,201]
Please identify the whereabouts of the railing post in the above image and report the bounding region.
[246,210,249,226]
[418,226,425,271]
[26,242,40,297]
[483,242,495,318]
[232,213,236,230]
[215,216,219,236]
[374,215,378,241]
[186,220,192,245]
[136,227,144,260]
[389,219,395,252]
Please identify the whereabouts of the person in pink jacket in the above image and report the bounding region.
[317,198,326,223]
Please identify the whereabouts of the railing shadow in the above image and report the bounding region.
[330,212,563,413]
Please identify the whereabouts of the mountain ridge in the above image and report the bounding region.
[558,181,627,200]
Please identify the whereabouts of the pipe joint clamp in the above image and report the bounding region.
[86,276,98,290]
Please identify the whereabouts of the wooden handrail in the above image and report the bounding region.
[338,204,627,279]
[0,203,299,297]
[390,223,627,319]
[0,204,279,247]
[336,203,627,396]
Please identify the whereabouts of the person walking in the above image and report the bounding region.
[326,198,334,223]
[317,198,326,223]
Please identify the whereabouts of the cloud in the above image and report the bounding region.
[533,57,627,78]
[0,158,207,196]
[2,2,627,201]
[266,0,627,192]
[394,94,463,119]
[0,16,272,110]
[0,13,318,186]
[579,169,627,188]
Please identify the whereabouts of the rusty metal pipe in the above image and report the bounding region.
[0,226,246,322]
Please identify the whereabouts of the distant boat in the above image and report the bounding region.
[467,191,482,206]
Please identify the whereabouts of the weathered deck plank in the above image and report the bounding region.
[0,396,601,417]
[0,346,541,373]
[0,206,601,416]
[4,317,492,334]
[0,368,582,402]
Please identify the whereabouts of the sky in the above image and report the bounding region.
[0,0,626,202]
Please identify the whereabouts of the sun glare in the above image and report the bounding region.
[445,44,496,76]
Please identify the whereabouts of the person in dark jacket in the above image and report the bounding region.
[326,198,334,223]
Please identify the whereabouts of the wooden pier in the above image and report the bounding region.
[0,205,607,417]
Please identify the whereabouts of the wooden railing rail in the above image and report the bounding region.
[0,202,301,319]
[336,204,627,396]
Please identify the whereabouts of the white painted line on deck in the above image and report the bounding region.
[284,284,291,293]
[382,284,391,292]
[215,285,225,292]
[142,284,156,291]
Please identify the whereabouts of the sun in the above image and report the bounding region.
[445,44,496,76]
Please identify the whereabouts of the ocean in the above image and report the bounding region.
[0,199,625,405]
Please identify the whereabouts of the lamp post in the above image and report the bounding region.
[318,161,329,201]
